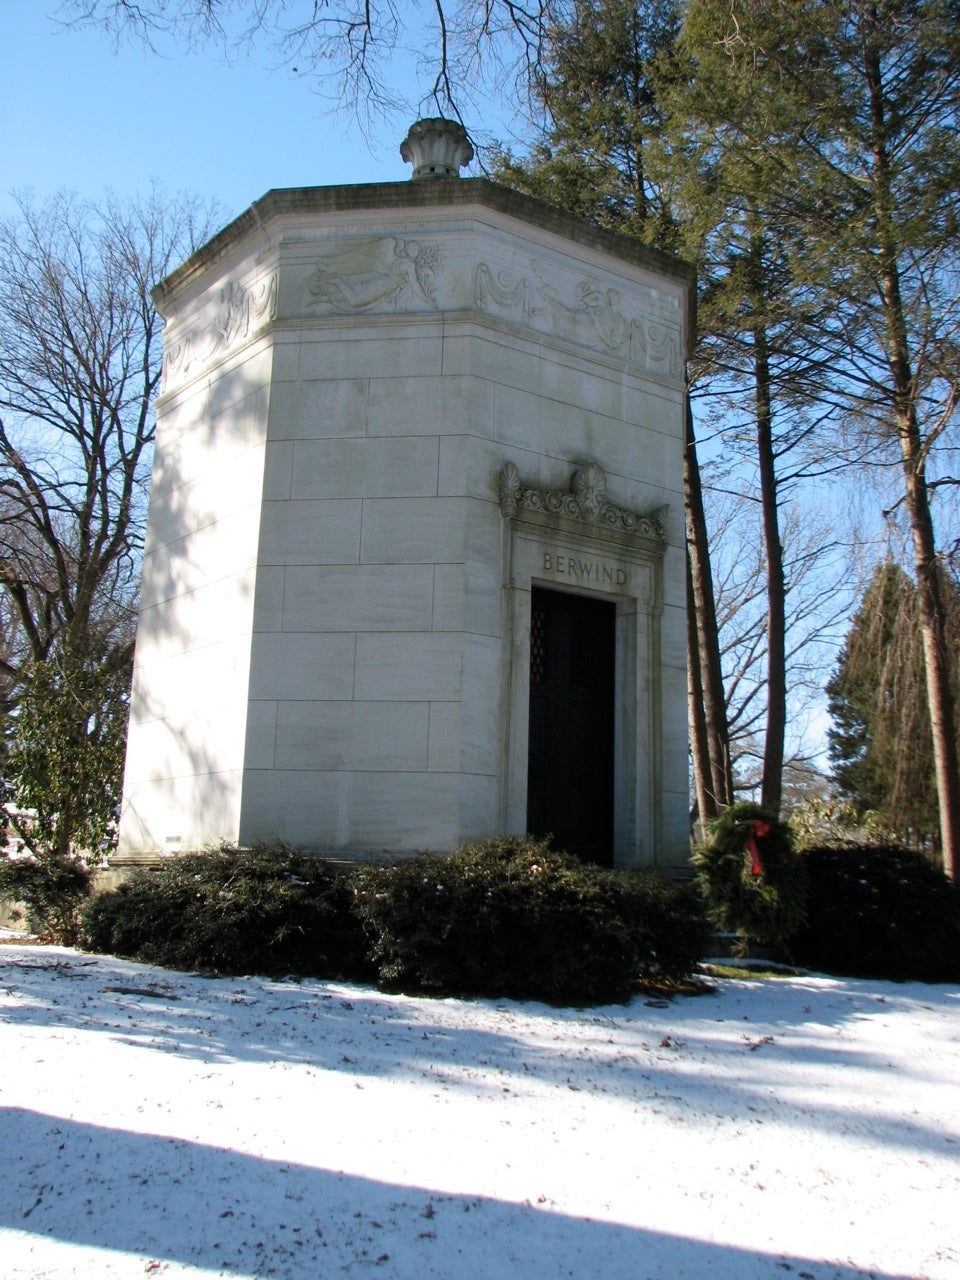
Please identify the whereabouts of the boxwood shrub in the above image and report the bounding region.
[79,836,709,1003]
[789,844,960,982]
[79,844,373,981]
[352,835,709,1004]
[0,850,93,944]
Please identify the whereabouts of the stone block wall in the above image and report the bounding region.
[117,180,693,870]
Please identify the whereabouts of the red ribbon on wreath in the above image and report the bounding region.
[745,819,771,876]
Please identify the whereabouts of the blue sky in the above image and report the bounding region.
[0,2,516,227]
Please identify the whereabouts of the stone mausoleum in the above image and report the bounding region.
[116,120,695,874]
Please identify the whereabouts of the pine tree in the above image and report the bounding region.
[827,560,960,854]
[642,0,842,816]
[495,0,682,246]
[677,0,960,875]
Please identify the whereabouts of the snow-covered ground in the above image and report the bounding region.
[1,942,957,1280]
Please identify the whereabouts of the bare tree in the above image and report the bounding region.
[705,490,852,796]
[0,188,217,852]
[0,189,215,675]
[57,0,559,128]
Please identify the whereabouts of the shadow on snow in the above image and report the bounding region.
[1,947,957,1162]
[0,1107,920,1280]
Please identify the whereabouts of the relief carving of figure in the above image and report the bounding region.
[575,283,630,354]
[534,275,592,346]
[305,238,442,312]
[210,278,273,355]
[161,273,277,390]
[534,266,631,357]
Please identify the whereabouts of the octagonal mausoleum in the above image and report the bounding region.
[117,126,695,872]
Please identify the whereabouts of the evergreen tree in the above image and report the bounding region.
[3,646,130,860]
[827,560,960,853]
[495,0,682,247]
[676,0,960,873]
[501,0,852,820]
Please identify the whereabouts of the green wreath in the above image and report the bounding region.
[692,802,807,947]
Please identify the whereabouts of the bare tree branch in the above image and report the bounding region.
[56,0,566,131]
[0,188,218,716]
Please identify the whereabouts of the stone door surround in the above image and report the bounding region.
[499,463,668,867]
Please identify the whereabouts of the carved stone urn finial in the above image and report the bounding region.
[400,118,474,180]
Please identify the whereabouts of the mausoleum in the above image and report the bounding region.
[116,119,695,873]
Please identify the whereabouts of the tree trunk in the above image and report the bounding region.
[896,411,960,880]
[684,392,732,817]
[687,547,713,840]
[753,318,787,816]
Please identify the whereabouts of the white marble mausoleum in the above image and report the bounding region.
[117,120,695,872]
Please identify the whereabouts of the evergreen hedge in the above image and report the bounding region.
[79,845,373,981]
[352,835,709,1003]
[789,844,960,982]
[79,836,709,1004]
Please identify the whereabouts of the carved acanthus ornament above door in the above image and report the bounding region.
[499,462,668,547]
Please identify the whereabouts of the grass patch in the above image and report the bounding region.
[698,961,805,980]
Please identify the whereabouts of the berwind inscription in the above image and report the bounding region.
[543,552,628,586]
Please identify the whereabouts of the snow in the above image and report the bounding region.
[1,942,958,1279]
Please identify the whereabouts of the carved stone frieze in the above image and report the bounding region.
[499,462,667,542]
[476,261,682,377]
[162,273,278,392]
[159,238,682,390]
[282,233,681,379]
[474,263,541,323]
[303,237,443,312]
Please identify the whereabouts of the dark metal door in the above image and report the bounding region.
[527,586,615,866]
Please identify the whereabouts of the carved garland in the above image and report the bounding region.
[162,273,279,390]
[499,462,667,541]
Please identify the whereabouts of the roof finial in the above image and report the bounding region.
[400,118,474,180]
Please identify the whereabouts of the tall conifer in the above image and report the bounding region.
[828,560,960,854]
[678,0,960,875]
